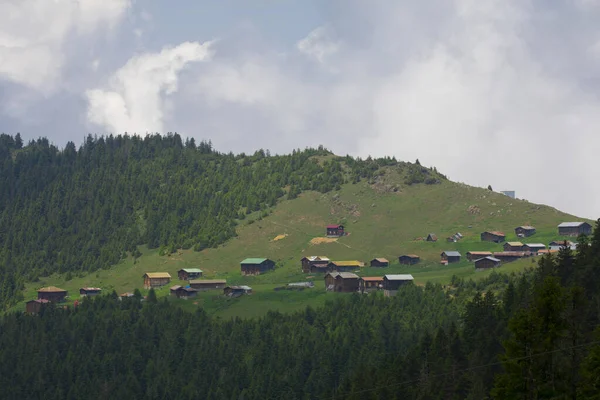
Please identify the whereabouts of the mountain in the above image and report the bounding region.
[0,133,591,316]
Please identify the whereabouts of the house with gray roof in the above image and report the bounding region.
[441,251,461,264]
[558,222,592,237]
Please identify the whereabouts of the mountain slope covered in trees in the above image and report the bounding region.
[0,133,430,308]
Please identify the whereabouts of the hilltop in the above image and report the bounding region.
[12,158,590,317]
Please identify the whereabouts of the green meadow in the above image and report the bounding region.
[13,167,589,318]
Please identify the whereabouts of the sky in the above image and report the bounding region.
[1,0,600,219]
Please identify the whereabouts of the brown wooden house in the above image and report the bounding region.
[37,286,67,302]
[224,286,253,296]
[359,277,384,293]
[79,287,102,297]
[26,299,50,314]
[328,261,363,272]
[515,226,536,237]
[503,242,524,252]
[441,251,461,264]
[426,233,438,242]
[493,251,529,263]
[240,258,275,276]
[143,272,171,289]
[383,274,414,297]
[370,258,389,267]
[398,254,420,265]
[326,224,345,237]
[324,272,360,293]
[466,251,492,262]
[189,279,227,291]
[177,268,203,281]
[300,256,331,273]
[170,285,198,299]
[474,256,501,270]
[558,222,593,237]
[480,231,506,243]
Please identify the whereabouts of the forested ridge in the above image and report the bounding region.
[1,222,599,399]
[0,133,441,309]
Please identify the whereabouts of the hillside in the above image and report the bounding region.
[12,164,591,317]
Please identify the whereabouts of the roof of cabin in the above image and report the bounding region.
[38,286,67,293]
[325,272,359,279]
[558,222,589,228]
[442,251,461,257]
[384,274,415,281]
[189,279,227,284]
[179,268,203,273]
[240,258,268,264]
[144,272,171,279]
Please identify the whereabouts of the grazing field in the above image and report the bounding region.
[11,167,589,318]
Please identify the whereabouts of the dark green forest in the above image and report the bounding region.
[0,224,599,399]
[0,133,431,309]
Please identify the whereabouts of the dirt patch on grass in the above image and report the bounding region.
[310,237,338,245]
[272,234,288,242]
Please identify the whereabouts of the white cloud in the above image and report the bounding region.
[0,0,131,92]
[86,41,214,135]
[182,0,600,219]
[297,26,339,64]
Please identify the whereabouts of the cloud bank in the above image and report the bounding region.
[1,0,600,219]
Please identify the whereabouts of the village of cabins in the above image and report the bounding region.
[25,221,593,313]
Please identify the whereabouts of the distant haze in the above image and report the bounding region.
[1,0,599,219]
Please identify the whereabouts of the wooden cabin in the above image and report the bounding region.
[538,249,559,255]
[503,242,524,252]
[370,258,389,267]
[359,277,384,293]
[398,254,420,265]
[523,243,546,253]
[170,286,198,299]
[480,231,506,243]
[240,258,275,276]
[493,251,529,263]
[426,233,438,242]
[383,274,414,297]
[328,261,363,272]
[79,287,102,297]
[326,224,345,237]
[515,226,536,237]
[441,251,461,264]
[26,299,49,314]
[224,286,253,296]
[324,272,360,293]
[474,256,501,270]
[466,251,492,262]
[558,222,593,237]
[37,286,67,302]
[177,268,203,281]
[143,272,171,289]
[189,279,227,291]
[300,256,331,273]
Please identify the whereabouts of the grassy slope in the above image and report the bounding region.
[13,167,590,317]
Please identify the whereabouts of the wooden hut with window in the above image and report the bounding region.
[143,272,171,289]
[37,286,67,302]
[177,268,203,281]
[240,258,275,276]
[370,258,389,267]
[398,254,420,265]
[324,272,360,293]
[383,274,414,297]
[359,277,384,293]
